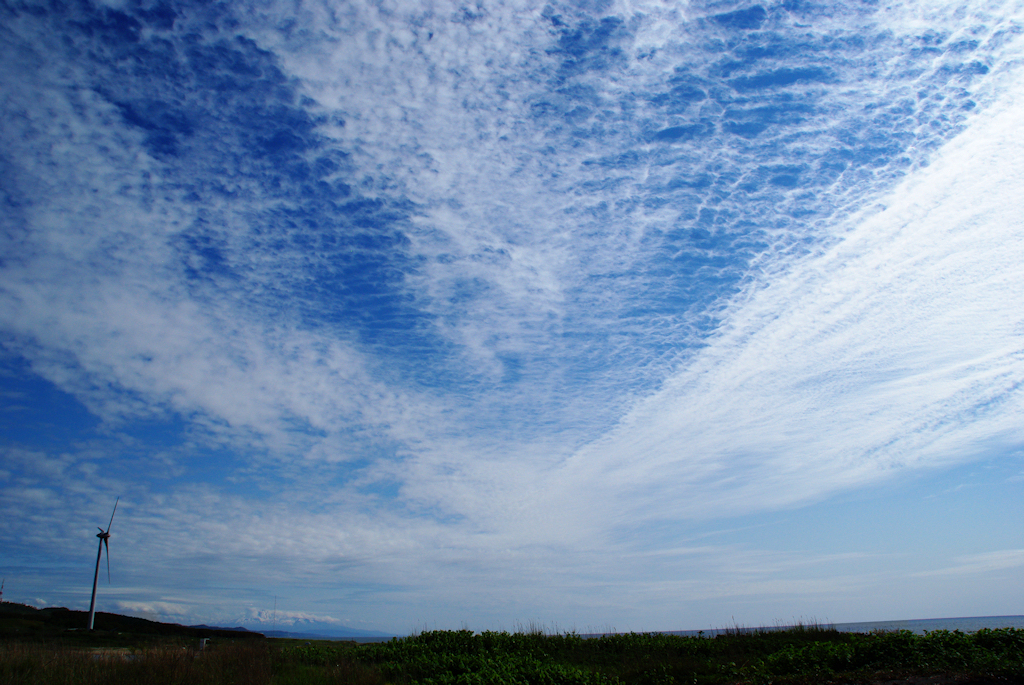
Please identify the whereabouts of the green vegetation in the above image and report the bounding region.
[321,627,1024,684]
[3,603,1023,685]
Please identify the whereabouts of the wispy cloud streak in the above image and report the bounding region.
[554,68,1024,530]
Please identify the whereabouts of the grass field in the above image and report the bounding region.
[3,624,1024,685]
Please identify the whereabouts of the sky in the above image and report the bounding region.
[2,0,1024,637]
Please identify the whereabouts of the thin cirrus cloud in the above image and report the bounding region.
[912,550,1024,578]
[1,0,1023,632]
[551,77,1024,531]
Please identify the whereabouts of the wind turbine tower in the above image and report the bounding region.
[87,498,118,631]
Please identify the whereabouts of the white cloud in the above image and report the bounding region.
[117,600,193,621]
[4,0,1024,633]
[914,550,1024,578]
[543,54,1024,526]
[244,608,343,627]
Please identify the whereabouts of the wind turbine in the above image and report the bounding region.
[87,497,118,631]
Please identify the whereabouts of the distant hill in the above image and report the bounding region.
[189,623,254,633]
[0,602,394,642]
[0,602,265,641]
[186,623,392,640]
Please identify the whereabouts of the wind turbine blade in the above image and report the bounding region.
[106,497,119,533]
[104,537,110,583]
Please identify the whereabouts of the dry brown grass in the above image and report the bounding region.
[0,640,272,685]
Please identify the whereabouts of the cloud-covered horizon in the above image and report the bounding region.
[2,0,1023,633]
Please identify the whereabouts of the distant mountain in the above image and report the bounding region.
[257,627,395,640]
[188,624,254,633]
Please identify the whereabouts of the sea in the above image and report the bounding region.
[658,615,1024,638]
[834,615,1024,635]
[341,616,1024,642]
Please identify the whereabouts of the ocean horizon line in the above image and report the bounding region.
[333,615,1024,642]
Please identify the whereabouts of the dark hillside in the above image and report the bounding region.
[0,602,263,646]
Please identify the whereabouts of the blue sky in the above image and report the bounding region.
[2,0,1024,635]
